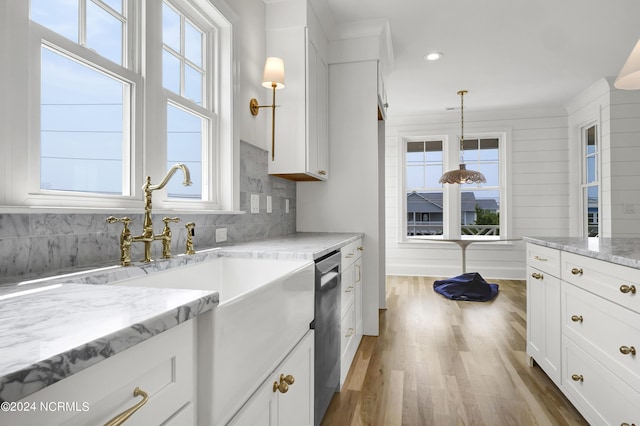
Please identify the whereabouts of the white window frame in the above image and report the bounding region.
[580,121,600,237]
[0,0,238,212]
[400,129,510,242]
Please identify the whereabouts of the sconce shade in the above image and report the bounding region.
[262,57,285,89]
[614,38,640,90]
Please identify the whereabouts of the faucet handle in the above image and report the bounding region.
[185,222,196,255]
[106,216,132,266]
[162,217,180,226]
[106,216,131,227]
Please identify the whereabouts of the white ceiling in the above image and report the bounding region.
[322,0,640,117]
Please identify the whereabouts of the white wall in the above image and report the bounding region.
[231,0,269,151]
[386,107,569,280]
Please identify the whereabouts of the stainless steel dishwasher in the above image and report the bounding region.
[311,250,341,426]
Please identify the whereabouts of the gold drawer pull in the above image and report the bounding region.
[620,284,637,294]
[104,387,149,426]
[273,374,295,393]
[620,346,637,356]
[345,285,353,293]
[318,170,327,175]
[357,246,364,251]
[621,423,636,426]
[531,272,544,280]
[533,255,547,262]
[346,328,354,338]
[571,268,583,276]
[571,374,584,382]
[571,315,583,323]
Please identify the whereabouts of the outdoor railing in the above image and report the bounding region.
[407,223,499,236]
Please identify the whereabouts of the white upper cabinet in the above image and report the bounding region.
[265,0,329,181]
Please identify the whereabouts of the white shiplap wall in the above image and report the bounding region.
[386,107,569,280]
[567,77,640,238]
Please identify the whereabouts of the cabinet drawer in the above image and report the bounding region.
[562,251,640,313]
[563,337,640,425]
[562,281,640,393]
[341,264,355,318]
[6,320,195,426]
[526,243,560,277]
[341,239,362,270]
[340,304,355,359]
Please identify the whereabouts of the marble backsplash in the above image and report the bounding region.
[0,141,296,280]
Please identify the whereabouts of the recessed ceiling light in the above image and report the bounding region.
[424,51,444,61]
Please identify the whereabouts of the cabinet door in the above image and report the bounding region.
[228,373,277,426]
[526,266,561,385]
[229,331,314,426]
[315,47,329,178]
[277,330,314,426]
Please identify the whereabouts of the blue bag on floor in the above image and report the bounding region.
[433,272,499,302]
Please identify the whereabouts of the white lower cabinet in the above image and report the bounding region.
[4,320,195,426]
[339,239,363,387]
[525,244,561,385]
[527,241,640,425]
[230,330,314,426]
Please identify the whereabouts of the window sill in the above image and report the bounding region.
[0,205,246,215]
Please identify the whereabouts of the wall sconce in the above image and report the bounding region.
[614,38,640,90]
[250,57,285,161]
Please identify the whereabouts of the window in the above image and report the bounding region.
[32,0,134,196]
[460,138,500,236]
[406,140,444,236]
[403,133,506,240]
[0,0,234,210]
[582,124,599,237]
[162,1,212,200]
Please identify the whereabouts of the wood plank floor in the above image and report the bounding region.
[321,276,588,426]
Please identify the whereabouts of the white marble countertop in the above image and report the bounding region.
[0,232,361,403]
[524,236,640,269]
[0,282,217,403]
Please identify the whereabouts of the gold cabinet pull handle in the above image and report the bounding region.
[104,387,149,426]
[620,284,637,294]
[620,423,637,426]
[355,264,361,282]
[357,246,364,251]
[346,328,354,338]
[571,268,583,276]
[318,170,327,175]
[533,255,547,262]
[531,272,543,280]
[273,374,295,393]
[571,374,584,382]
[345,285,354,293]
[571,315,583,323]
[620,345,637,356]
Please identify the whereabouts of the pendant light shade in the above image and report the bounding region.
[439,163,487,184]
[439,90,486,185]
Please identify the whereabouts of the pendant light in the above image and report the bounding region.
[439,90,487,184]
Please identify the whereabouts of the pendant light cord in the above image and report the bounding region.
[458,90,467,164]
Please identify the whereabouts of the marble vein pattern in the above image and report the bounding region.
[524,236,640,269]
[0,283,218,402]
